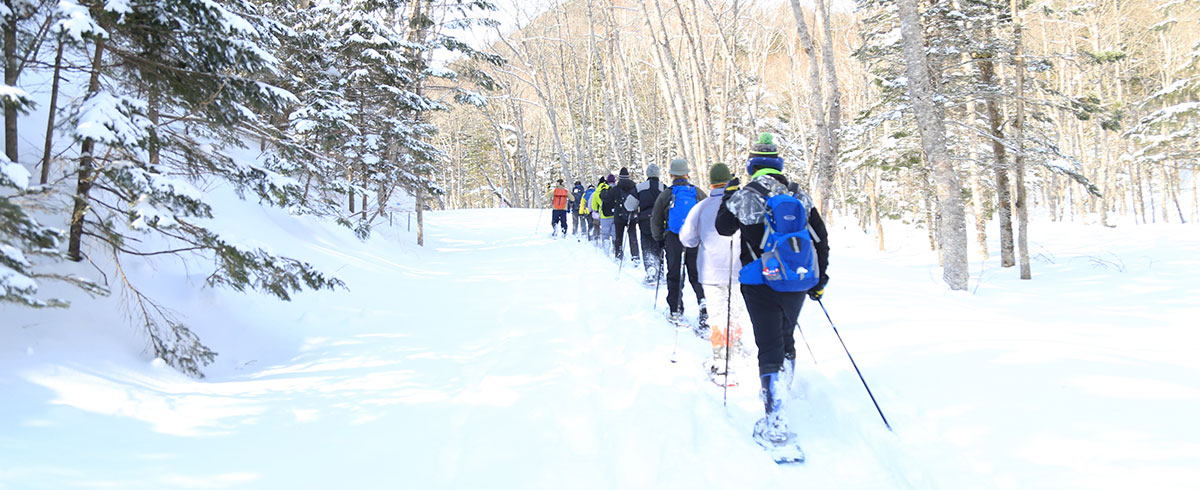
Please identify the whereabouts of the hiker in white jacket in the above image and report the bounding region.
[679,163,753,383]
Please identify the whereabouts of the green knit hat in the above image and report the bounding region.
[709,163,732,184]
[749,132,780,157]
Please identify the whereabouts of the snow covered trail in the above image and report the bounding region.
[4,208,1200,489]
[0,209,915,489]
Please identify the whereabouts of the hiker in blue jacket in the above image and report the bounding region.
[715,133,830,444]
[651,158,707,327]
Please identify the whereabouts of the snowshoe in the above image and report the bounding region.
[703,357,737,387]
[752,413,804,464]
[668,311,688,329]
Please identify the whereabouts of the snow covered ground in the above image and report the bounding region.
[3,197,1199,489]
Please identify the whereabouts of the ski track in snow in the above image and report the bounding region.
[2,208,1200,489]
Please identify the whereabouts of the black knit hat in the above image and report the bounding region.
[618,167,630,178]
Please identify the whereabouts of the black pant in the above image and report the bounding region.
[665,232,704,315]
[613,217,640,260]
[637,218,660,276]
[741,284,805,376]
[551,210,567,234]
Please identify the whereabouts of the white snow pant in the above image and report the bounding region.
[703,282,753,356]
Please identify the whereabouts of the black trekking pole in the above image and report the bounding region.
[653,245,664,307]
[617,241,624,278]
[817,299,893,432]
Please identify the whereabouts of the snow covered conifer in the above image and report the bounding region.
[56,0,342,377]
[1126,14,1199,190]
[1,153,107,307]
[278,0,500,237]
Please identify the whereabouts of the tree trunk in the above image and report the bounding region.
[787,0,832,211]
[816,0,842,213]
[4,12,18,162]
[1169,164,1185,223]
[643,0,693,165]
[416,187,424,246]
[978,54,1014,267]
[1131,162,1144,224]
[40,36,64,185]
[67,38,106,262]
[148,84,160,166]
[673,0,715,173]
[1010,0,1031,280]
[970,161,989,260]
[896,0,968,290]
[870,168,884,251]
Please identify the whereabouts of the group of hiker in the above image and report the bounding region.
[545,133,831,444]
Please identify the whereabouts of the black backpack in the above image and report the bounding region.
[600,185,618,216]
[615,186,634,221]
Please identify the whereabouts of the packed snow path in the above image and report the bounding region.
[3,208,1199,489]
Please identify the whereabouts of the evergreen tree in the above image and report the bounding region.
[58,0,343,377]
[1126,13,1199,176]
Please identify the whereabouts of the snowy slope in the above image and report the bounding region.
[2,201,1199,489]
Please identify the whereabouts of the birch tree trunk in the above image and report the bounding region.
[674,0,716,172]
[1010,0,1031,280]
[644,0,694,165]
[787,0,832,210]
[896,0,968,290]
[816,0,842,213]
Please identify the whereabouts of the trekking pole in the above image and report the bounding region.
[653,261,662,308]
[723,239,734,406]
[535,205,544,236]
[817,299,893,432]
[669,323,680,363]
[796,321,817,366]
[617,245,624,279]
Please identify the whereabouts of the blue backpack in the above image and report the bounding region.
[666,185,698,234]
[581,188,595,214]
[738,192,819,292]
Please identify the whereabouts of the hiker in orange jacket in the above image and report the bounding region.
[546,179,570,237]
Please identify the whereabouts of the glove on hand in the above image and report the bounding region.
[808,274,829,300]
[722,177,741,201]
